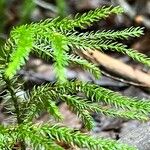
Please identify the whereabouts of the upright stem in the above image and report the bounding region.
[3,76,26,150]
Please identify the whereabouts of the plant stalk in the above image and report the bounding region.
[3,76,26,150]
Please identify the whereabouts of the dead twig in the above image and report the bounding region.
[79,50,150,88]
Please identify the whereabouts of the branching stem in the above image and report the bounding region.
[2,76,26,150]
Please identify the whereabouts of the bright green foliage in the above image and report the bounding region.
[57,81,150,120]
[0,125,17,149]
[40,124,134,150]
[3,6,148,80]
[51,32,69,82]
[5,26,34,78]
[67,36,150,66]
[56,6,123,30]
[62,94,95,130]
[0,123,135,150]
[80,27,144,40]
[23,84,63,122]
[1,6,150,150]
[68,54,101,79]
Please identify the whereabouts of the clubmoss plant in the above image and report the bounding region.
[0,6,150,150]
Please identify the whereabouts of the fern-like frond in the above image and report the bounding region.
[0,48,7,73]
[14,122,136,150]
[33,36,53,60]
[51,32,69,82]
[0,47,8,65]
[0,125,16,149]
[0,38,16,71]
[68,37,150,66]
[40,124,135,150]
[58,81,150,114]
[33,42,101,79]
[18,123,64,150]
[61,94,95,130]
[27,83,149,126]
[5,25,34,79]
[33,17,60,33]
[33,43,101,79]
[77,27,144,40]
[61,94,148,127]
[68,54,101,79]
[98,107,149,121]
[53,82,149,120]
[56,6,123,30]
[23,84,62,122]
[33,6,123,32]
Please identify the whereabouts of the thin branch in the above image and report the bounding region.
[2,76,26,150]
[78,50,150,87]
